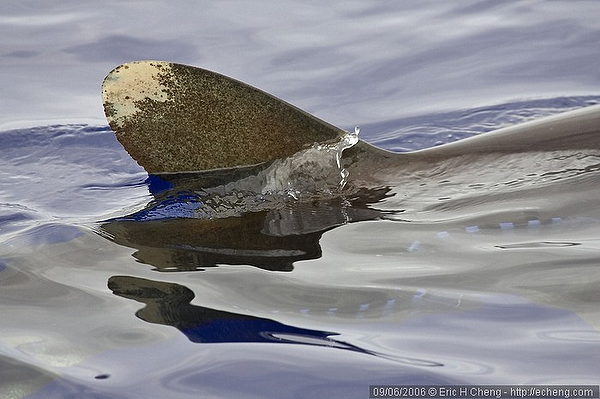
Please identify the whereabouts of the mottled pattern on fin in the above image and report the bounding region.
[102,61,345,173]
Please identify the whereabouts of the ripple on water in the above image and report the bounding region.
[538,330,600,343]
[92,326,172,348]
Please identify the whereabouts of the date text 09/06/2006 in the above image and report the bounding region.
[369,385,600,399]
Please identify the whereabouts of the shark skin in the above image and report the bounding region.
[102,61,345,174]
[100,61,600,273]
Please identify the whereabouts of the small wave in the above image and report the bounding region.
[496,241,580,249]
[261,127,359,198]
[125,129,360,221]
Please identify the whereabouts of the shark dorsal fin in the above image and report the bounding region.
[102,61,345,173]
[103,61,600,175]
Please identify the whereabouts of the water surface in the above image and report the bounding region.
[1,1,600,398]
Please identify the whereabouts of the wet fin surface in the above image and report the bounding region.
[102,61,345,173]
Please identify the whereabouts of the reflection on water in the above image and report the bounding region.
[100,187,390,271]
[107,275,445,367]
[108,275,348,346]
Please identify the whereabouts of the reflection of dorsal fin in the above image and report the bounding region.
[102,61,347,173]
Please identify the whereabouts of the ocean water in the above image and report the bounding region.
[1,1,600,398]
